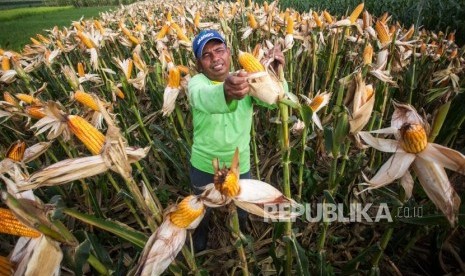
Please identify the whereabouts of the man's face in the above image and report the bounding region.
[197,40,230,82]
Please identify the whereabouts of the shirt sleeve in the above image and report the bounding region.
[188,74,238,114]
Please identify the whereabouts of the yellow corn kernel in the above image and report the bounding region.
[167,67,181,88]
[73,22,83,32]
[400,123,427,153]
[77,31,95,49]
[67,115,105,155]
[0,208,41,238]
[194,12,201,28]
[176,65,189,75]
[94,20,105,34]
[313,11,322,28]
[30,37,41,45]
[309,95,324,112]
[77,62,85,77]
[379,12,389,23]
[0,255,13,276]
[170,196,205,228]
[6,140,26,162]
[56,40,65,51]
[26,106,46,119]
[323,10,333,24]
[37,34,50,44]
[157,24,170,40]
[74,90,100,111]
[166,10,172,22]
[15,93,37,105]
[375,21,391,45]
[132,52,144,69]
[363,43,373,65]
[115,87,125,99]
[231,5,238,17]
[218,4,224,18]
[214,167,240,197]
[3,92,18,106]
[404,25,414,40]
[2,55,10,71]
[238,51,265,73]
[171,23,190,42]
[286,16,294,35]
[247,12,258,29]
[349,3,364,24]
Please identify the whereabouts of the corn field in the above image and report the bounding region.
[0,0,464,275]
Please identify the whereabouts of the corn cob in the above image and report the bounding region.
[375,21,391,45]
[0,256,13,276]
[37,34,50,44]
[170,196,204,228]
[171,23,190,42]
[349,3,364,24]
[94,20,105,34]
[72,22,83,32]
[238,51,265,73]
[6,140,26,162]
[286,16,294,35]
[214,167,240,197]
[15,93,38,105]
[1,55,10,71]
[74,90,100,111]
[77,62,85,77]
[3,92,18,106]
[76,31,95,49]
[166,10,172,22]
[30,37,41,46]
[313,11,322,28]
[114,87,125,99]
[67,115,105,155]
[404,25,415,40]
[194,12,201,28]
[157,24,170,40]
[132,52,144,70]
[26,106,46,119]
[323,10,333,24]
[167,67,181,88]
[231,5,237,17]
[247,12,258,29]
[309,95,324,112]
[0,208,41,238]
[400,123,427,153]
[176,65,189,75]
[218,4,224,18]
[363,43,373,65]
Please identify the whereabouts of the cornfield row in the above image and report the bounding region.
[0,0,464,275]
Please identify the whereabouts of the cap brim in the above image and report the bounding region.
[196,38,225,59]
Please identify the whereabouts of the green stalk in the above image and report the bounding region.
[174,105,192,146]
[106,173,146,229]
[297,126,308,201]
[428,101,451,143]
[278,102,293,275]
[310,33,318,95]
[123,177,157,231]
[370,227,394,276]
[229,204,249,275]
[408,46,417,104]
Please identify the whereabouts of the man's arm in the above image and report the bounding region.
[188,72,250,114]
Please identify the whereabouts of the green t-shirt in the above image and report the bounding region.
[187,73,286,174]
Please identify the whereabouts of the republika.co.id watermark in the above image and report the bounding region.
[262,203,423,223]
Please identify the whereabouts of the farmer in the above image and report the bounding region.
[187,29,287,252]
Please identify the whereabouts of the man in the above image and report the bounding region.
[188,29,286,252]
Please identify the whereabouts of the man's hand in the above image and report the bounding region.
[224,70,249,102]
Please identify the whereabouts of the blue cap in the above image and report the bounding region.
[192,30,225,59]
